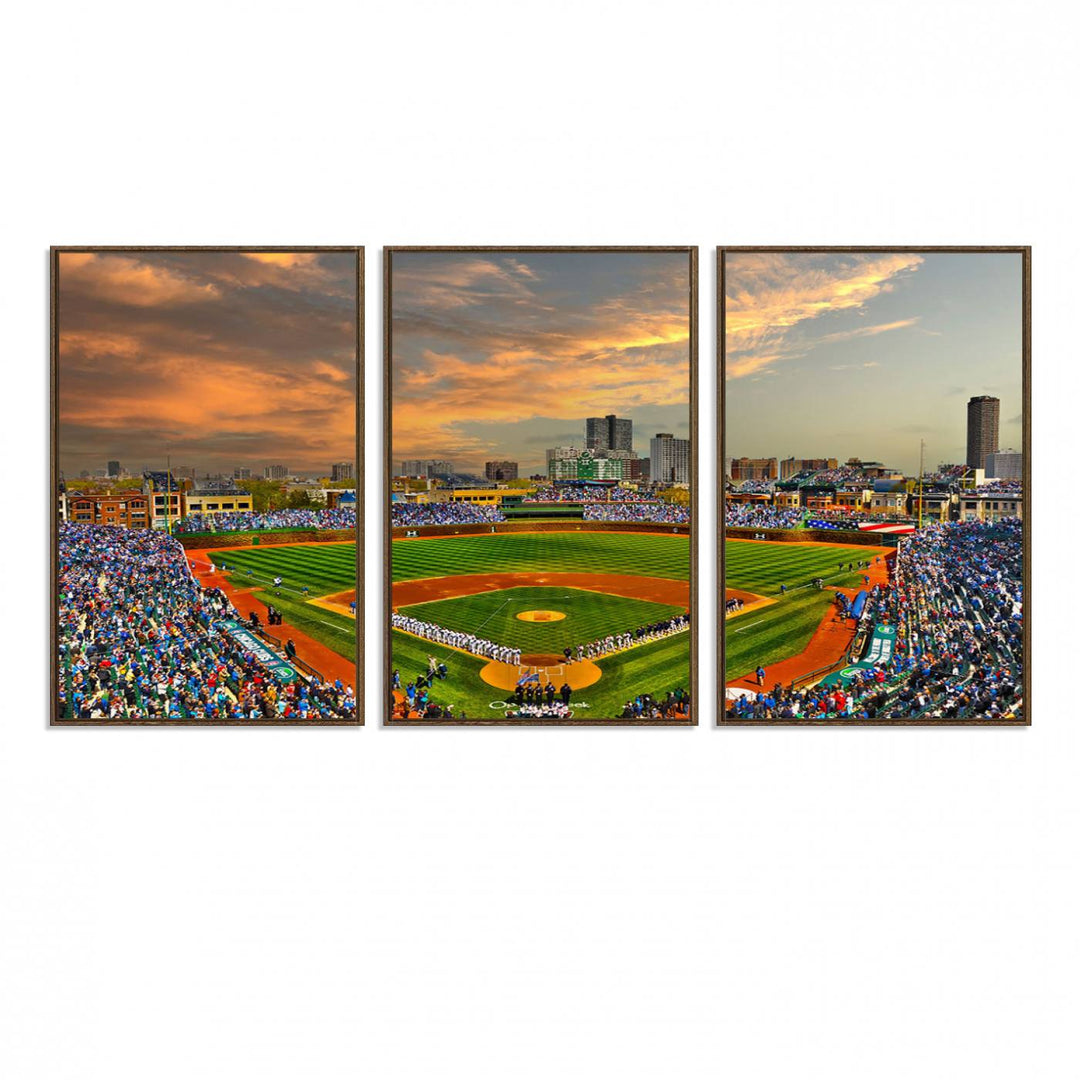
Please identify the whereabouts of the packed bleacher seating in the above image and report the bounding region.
[57,523,355,720]
[175,507,355,533]
[808,507,914,523]
[583,502,689,524]
[725,504,803,529]
[726,518,1023,720]
[801,466,868,486]
[976,479,1023,495]
[390,502,506,526]
[524,485,659,503]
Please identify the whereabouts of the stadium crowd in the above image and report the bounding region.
[976,479,1023,495]
[726,504,803,529]
[57,523,355,720]
[583,502,689,524]
[175,507,355,534]
[726,518,1022,721]
[619,688,691,720]
[524,485,657,503]
[391,502,505,527]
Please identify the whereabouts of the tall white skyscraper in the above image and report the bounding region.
[650,433,691,484]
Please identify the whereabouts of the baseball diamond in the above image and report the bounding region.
[390,530,691,721]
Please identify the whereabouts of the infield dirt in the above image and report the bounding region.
[392,571,688,609]
[726,550,892,690]
[190,551,356,688]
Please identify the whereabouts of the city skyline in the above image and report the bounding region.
[57,250,358,476]
[725,251,1023,475]
[391,251,692,473]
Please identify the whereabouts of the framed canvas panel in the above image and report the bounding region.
[385,246,697,724]
[719,246,1030,725]
[51,246,363,724]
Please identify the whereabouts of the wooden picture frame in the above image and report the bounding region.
[384,246,698,725]
[718,246,1030,725]
[51,246,364,725]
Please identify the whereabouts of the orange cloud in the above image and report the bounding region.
[241,252,321,268]
[389,252,691,467]
[59,252,220,307]
[725,253,923,378]
[57,251,357,473]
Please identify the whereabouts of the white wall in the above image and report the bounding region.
[1,3,1074,1079]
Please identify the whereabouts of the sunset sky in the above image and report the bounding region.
[725,251,1023,475]
[57,250,357,477]
[391,250,692,474]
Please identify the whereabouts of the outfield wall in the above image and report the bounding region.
[725,526,900,548]
[177,528,355,550]
[392,521,691,540]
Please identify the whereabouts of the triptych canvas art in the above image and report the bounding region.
[51,246,1028,726]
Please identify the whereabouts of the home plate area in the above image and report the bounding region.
[480,654,602,691]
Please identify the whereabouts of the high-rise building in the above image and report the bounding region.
[399,459,454,478]
[966,396,1000,471]
[234,467,252,480]
[107,460,121,477]
[331,461,354,482]
[264,464,289,480]
[650,433,691,485]
[586,414,633,452]
[485,460,518,481]
[731,457,778,481]
[985,449,1022,480]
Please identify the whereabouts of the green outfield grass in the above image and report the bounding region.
[391,628,691,720]
[389,530,691,719]
[724,539,880,681]
[392,531,689,582]
[208,544,357,662]
[398,586,684,653]
[725,539,881,596]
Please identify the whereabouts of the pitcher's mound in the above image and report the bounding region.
[515,609,566,622]
[480,657,601,692]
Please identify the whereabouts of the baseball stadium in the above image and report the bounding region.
[723,472,1024,722]
[54,247,362,723]
[389,489,692,722]
[56,499,359,722]
[386,247,695,722]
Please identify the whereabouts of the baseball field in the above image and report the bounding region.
[391,531,692,720]
[206,543,357,662]
[724,538,891,685]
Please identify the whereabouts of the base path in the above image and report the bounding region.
[392,571,689,609]
[724,588,774,618]
[727,553,893,692]
[190,554,357,689]
[728,605,858,693]
[309,589,357,619]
